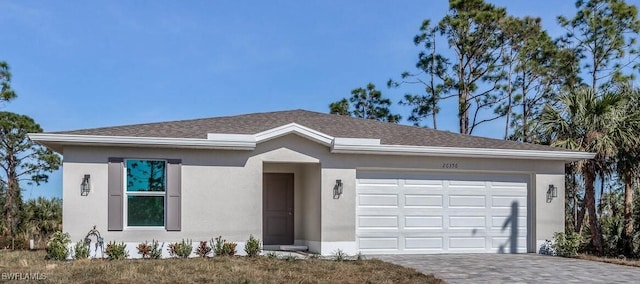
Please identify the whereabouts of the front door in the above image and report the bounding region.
[263,173,294,245]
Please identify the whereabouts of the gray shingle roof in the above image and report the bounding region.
[54,109,565,152]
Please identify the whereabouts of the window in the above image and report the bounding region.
[125,159,166,227]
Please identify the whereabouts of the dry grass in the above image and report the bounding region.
[0,250,444,283]
[576,254,640,268]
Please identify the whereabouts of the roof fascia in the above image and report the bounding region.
[331,143,595,161]
[28,133,256,151]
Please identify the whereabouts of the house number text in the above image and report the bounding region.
[442,163,458,169]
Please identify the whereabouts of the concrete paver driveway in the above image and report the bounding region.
[375,254,640,283]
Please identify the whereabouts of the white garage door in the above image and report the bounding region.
[356,172,528,254]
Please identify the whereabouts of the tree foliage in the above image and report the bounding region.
[329,83,401,123]
[558,0,640,91]
[0,61,17,104]
[0,111,61,238]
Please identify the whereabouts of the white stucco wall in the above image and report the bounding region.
[61,134,566,256]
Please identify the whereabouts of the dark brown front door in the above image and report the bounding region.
[263,173,294,245]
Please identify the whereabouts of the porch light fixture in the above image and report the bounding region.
[81,174,91,196]
[334,179,343,197]
[547,184,557,200]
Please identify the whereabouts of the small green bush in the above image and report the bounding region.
[137,240,163,259]
[244,234,261,257]
[332,249,347,261]
[213,236,237,256]
[168,239,193,258]
[105,241,129,260]
[223,242,237,256]
[74,240,90,259]
[45,232,71,260]
[552,232,582,257]
[195,241,212,258]
[45,231,71,261]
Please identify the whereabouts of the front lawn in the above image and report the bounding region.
[0,250,444,283]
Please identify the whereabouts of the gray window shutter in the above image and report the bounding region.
[108,158,124,231]
[166,159,182,231]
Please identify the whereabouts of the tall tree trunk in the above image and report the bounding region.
[504,56,514,140]
[458,56,468,135]
[584,169,603,255]
[3,154,17,238]
[430,37,438,130]
[576,202,586,234]
[521,88,528,142]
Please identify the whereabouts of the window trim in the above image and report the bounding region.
[123,158,168,229]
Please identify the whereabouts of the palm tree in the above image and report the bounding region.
[541,86,639,255]
[613,85,640,255]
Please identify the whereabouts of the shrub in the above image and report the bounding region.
[552,232,582,257]
[137,240,164,259]
[244,234,261,257]
[213,236,237,256]
[74,240,90,259]
[356,251,365,261]
[223,242,237,256]
[45,231,71,261]
[168,239,193,258]
[332,249,347,261]
[105,241,129,260]
[195,241,212,258]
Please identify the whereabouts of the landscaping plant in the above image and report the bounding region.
[137,240,164,259]
[45,231,71,261]
[213,236,237,256]
[168,239,193,258]
[105,241,129,260]
[74,240,90,259]
[244,234,261,257]
[195,241,212,257]
[552,232,582,257]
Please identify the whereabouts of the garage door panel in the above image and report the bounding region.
[404,237,443,249]
[404,194,443,207]
[358,237,398,250]
[357,178,399,186]
[403,179,444,187]
[448,195,486,207]
[448,180,488,188]
[491,216,527,229]
[448,216,486,228]
[358,216,398,228]
[358,194,398,207]
[404,216,443,228]
[491,196,527,207]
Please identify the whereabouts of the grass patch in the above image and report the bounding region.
[576,254,640,268]
[0,250,444,283]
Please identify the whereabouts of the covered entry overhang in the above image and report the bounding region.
[260,147,321,253]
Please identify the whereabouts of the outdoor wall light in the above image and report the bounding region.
[81,174,91,196]
[334,179,343,197]
[547,184,557,200]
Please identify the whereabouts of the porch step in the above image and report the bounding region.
[279,245,308,251]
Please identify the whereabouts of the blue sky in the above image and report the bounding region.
[1,0,585,199]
